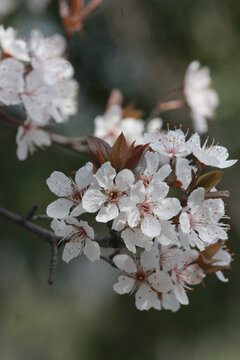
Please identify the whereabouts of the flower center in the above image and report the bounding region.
[106,189,120,204]
[138,201,152,214]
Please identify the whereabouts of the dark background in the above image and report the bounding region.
[0,1,240,359]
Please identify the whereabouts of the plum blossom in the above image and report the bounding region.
[0,58,24,105]
[113,252,172,310]
[184,61,219,134]
[144,128,191,159]
[119,177,181,238]
[46,163,94,219]
[188,133,237,169]
[82,162,135,223]
[16,118,51,160]
[179,187,228,251]
[94,105,145,145]
[138,151,172,186]
[0,25,30,61]
[202,246,232,283]
[146,117,163,133]
[175,157,196,190]
[51,217,100,262]
[168,249,205,305]
[28,30,73,85]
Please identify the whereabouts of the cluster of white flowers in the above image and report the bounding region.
[0,25,79,160]
[46,127,236,311]
[94,104,163,146]
[184,61,219,134]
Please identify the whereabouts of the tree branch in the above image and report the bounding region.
[50,132,88,153]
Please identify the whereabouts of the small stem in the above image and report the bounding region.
[0,108,23,127]
[48,241,58,285]
[100,255,116,268]
[158,100,186,113]
[50,132,88,153]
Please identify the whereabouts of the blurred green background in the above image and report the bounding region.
[0,0,240,359]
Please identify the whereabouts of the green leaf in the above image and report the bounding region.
[195,171,223,191]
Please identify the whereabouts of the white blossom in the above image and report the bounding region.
[175,157,195,190]
[28,30,73,86]
[51,217,100,262]
[16,118,51,160]
[0,58,24,105]
[113,252,172,311]
[46,163,94,219]
[94,105,145,145]
[168,249,205,305]
[119,178,181,239]
[179,187,228,251]
[0,25,30,61]
[144,129,191,159]
[82,162,135,223]
[188,133,237,169]
[184,61,219,134]
[146,118,163,133]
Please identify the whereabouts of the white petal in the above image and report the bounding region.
[75,162,93,190]
[216,271,229,283]
[188,187,205,213]
[140,245,160,271]
[141,215,161,237]
[156,220,175,246]
[46,171,72,196]
[46,198,73,219]
[179,212,191,233]
[113,276,135,294]
[95,162,116,190]
[127,207,141,228]
[82,189,106,213]
[154,198,181,220]
[62,241,83,263]
[115,169,135,191]
[154,164,172,182]
[113,254,137,273]
[84,239,100,261]
[148,271,172,293]
[96,203,119,223]
[174,283,189,305]
[162,293,180,312]
[135,284,161,311]
[50,218,74,237]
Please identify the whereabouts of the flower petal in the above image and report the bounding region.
[62,241,83,263]
[141,214,161,237]
[46,171,72,196]
[148,271,172,293]
[95,162,116,190]
[113,276,135,294]
[82,189,106,213]
[113,254,137,273]
[46,198,73,219]
[135,284,161,311]
[96,203,119,223]
[84,239,100,261]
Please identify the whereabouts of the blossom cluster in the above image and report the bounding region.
[0,25,78,160]
[46,128,236,311]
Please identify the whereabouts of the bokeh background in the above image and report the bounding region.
[0,0,240,359]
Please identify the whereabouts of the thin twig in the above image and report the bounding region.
[0,205,59,244]
[0,108,23,127]
[50,132,88,153]
[100,255,116,268]
[32,215,51,221]
[48,242,58,284]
